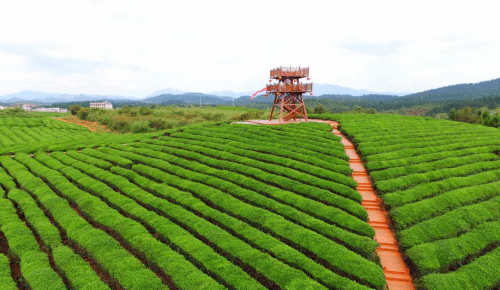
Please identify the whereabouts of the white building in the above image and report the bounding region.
[0,105,5,110]
[90,101,113,110]
[22,104,33,111]
[33,108,68,113]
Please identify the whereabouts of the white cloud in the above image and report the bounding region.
[0,0,499,97]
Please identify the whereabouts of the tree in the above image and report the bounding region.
[69,105,81,115]
[313,103,326,114]
[449,108,458,120]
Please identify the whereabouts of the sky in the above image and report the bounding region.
[0,0,499,98]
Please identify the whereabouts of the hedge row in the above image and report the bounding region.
[133,163,385,289]
[0,254,17,290]
[203,125,348,157]
[375,160,500,194]
[129,143,368,221]
[398,195,500,249]
[0,127,26,146]
[391,182,500,229]
[356,129,497,150]
[158,135,352,177]
[419,245,500,290]
[348,124,493,142]
[58,151,370,289]
[47,151,267,290]
[7,188,109,290]
[407,221,500,275]
[0,156,166,289]
[0,117,84,130]
[169,131,350,172]
[94,147,377,257]
[93,146,385,288]
[0,167,16,192]
[105,151,386,289]
[84,150,381,289]
[27,153,222,290]
[136,139,360,201]
[223,123,340,144]
[366,139,500,163]
[366,145,499,171]
[177,127,349,162]
[383,169,500,207]
[312,114,500,289]
[107,161,375,290]
[370,153,498,181]
[358,132,500,155]
[79,148,134,168]
[0,126,93,149]
[116,144,373,236]
[0,197,66,289]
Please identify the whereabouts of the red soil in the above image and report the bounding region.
[53,116,104,132]
[327,121,415,290]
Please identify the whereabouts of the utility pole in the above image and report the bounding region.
[233,98,234,107]
[200,96,201,107]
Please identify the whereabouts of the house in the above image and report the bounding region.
[22,104,33,111]
[33,108,68,113]
[90,101,113,110]
[0,105,4,110]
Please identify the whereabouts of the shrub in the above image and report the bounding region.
[77,108,90,120]
[148,118,170,130]
[138,107,152,115]
[313,103,326,114]
[69,105,81,115]
[131,121,150,133]
[109,120,130,133]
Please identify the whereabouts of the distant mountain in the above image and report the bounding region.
[4,77,499,106]
[151,85,409,99]
[208,90,256,99]
[312,84,408,97]
[233,93,399,106]
[146,88,188,98]
[0,91,132,104]
[0,91,61,101]
[144,93,232,105]
[396,78,500,102]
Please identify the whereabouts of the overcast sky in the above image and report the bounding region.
[1,0,499,98]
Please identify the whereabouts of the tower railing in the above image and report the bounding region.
[270,67,309,78]
[266,82,313,93]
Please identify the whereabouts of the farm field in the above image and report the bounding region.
[0,116,138,155]
[313,113,500,290]
[0,113,231,155]
[0,116,386,290]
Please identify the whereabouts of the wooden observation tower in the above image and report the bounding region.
[266,66,312,123]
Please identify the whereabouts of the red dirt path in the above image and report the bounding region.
[245,118,416,290]
[53,116,105,132]
[328,121,415,290]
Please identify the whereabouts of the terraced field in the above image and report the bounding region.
[313,113,500,290]
[0,119,386,290]
[0,116,212,155]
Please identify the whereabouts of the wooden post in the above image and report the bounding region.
[279,94,284,123]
